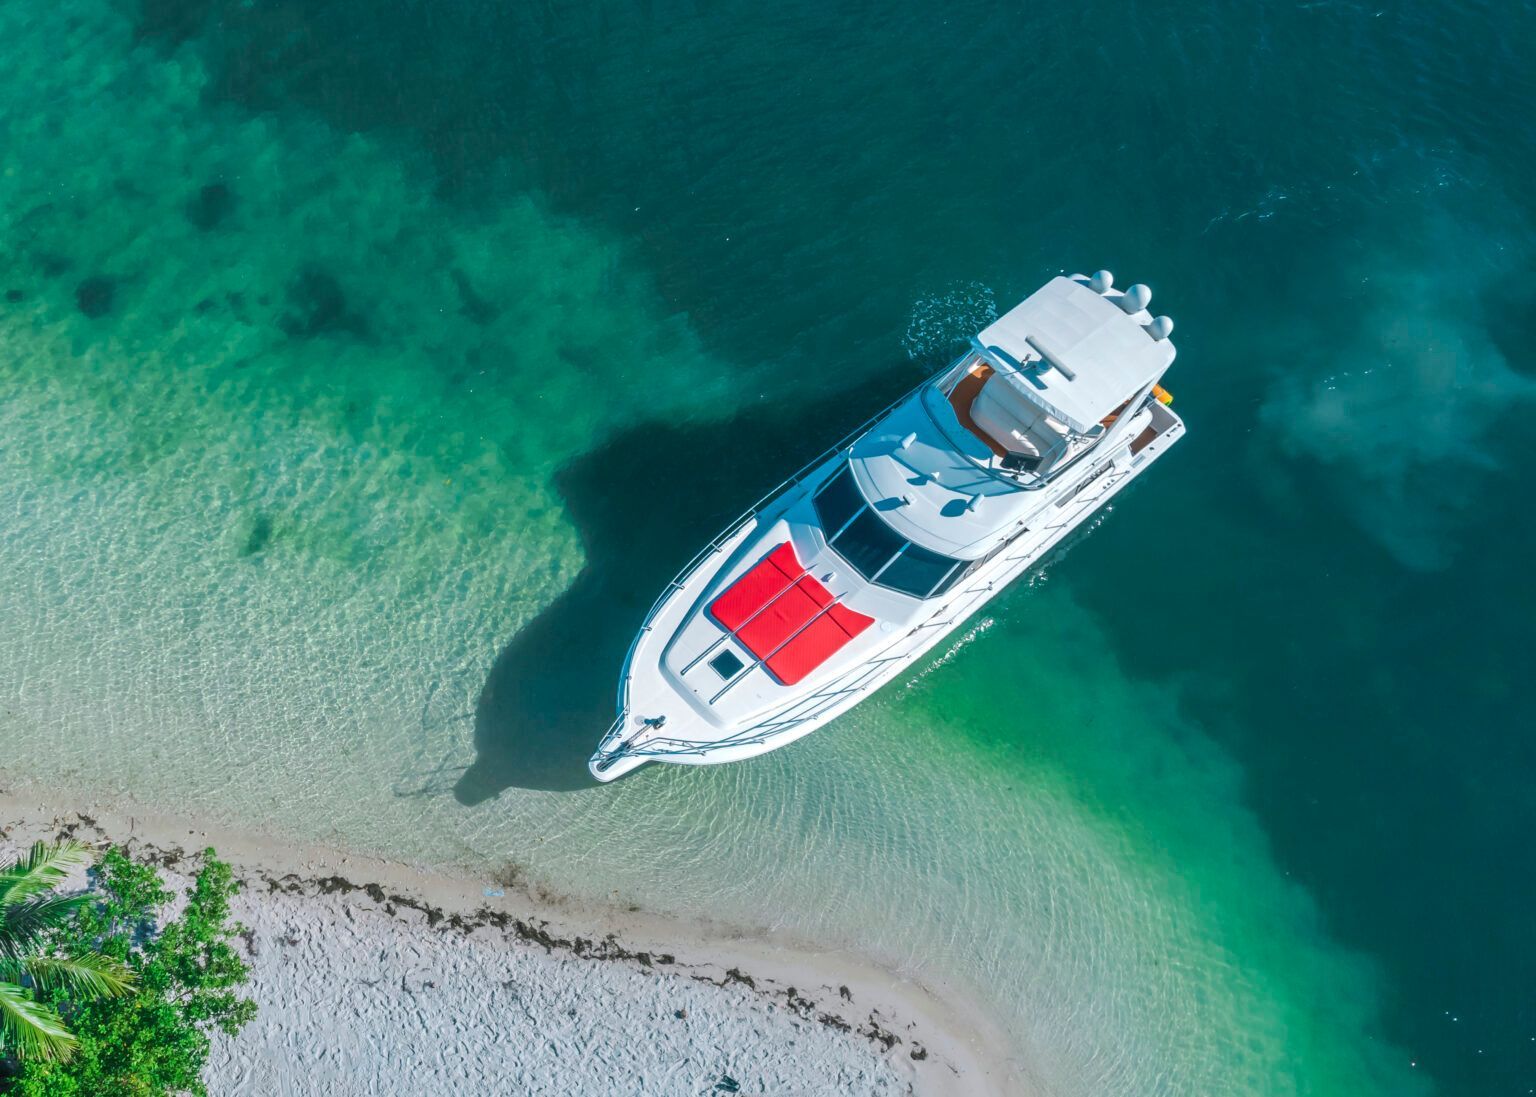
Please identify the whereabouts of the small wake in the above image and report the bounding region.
[901,282,998,364]
[905,617,995,688]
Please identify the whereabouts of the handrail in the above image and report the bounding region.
[597,373,934,759]
[610,648,916,760]
[707,586,854,705]
[930,346,1160,497]
[679,558,821,677]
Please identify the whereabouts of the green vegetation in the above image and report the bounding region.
[0,842,134,1062]
[0,845,255,1097]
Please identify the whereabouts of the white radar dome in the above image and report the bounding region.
[1118,284,1152,314]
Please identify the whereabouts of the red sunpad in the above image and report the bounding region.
[710,542,811,631]
[709,543,875,685]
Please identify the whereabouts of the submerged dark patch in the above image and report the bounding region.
[242,514,274,557]
[187,181,234,230]
[450,268,498,326]
[280,263,365,339]
[75,276,115,318]
[37,253,73,278]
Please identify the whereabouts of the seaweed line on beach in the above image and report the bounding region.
[18,811,928,1064]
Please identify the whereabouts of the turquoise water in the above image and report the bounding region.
[3,0,1534,1092]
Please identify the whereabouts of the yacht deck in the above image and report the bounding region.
[947,363,1007,458]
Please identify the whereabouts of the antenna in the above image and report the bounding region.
[1023,335,1077,381]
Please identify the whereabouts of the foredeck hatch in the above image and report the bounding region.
[709,543,874,686]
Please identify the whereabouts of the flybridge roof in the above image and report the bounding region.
[975,275,1174,433]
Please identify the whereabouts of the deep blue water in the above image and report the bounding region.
[4,0,1534,1092]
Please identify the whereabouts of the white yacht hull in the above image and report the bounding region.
[590,273,1186,781]
[592,397,1184,781]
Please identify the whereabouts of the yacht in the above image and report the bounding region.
[589,271,1184,781]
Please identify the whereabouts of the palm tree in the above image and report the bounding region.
[0,841,135,1062]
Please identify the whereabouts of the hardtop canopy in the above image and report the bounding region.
[974,275,1174,433]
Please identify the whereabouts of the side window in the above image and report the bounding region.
[878,542,961,598]
[812,466,863,536]
[935,541,1004,596]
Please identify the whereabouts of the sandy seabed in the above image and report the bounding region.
[0,777,1023,1097]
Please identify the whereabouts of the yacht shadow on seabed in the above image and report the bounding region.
[454,374,917,800]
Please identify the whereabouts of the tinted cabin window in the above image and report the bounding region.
[880,542,962,598]
[812,465,967,598]
[813,466,864,535]
[831,509,905,579]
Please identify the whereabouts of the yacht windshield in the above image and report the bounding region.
[812,467,967,598]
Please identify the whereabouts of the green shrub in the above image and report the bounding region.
[1,842,135,1063]
[2,848,256,1097]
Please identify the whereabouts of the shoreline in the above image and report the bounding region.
[0,773,1024,1095]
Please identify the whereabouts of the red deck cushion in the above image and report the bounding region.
[763,604,874,685]
[709,543,876,686]
[735,578,829,657]
[710,542,800,631]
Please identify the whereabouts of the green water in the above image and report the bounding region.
[3,0,1534,1093]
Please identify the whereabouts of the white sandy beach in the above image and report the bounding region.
[0,779,1023,1096]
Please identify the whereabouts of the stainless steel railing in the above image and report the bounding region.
[596,373,936,758]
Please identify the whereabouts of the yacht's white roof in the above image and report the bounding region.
[847,392,1031,557]
[976,275,1174,432]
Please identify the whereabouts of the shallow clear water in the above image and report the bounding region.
[3,1,1534,1093]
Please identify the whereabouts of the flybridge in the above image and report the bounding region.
[930,272,1178,489]
[973,273,1175,434]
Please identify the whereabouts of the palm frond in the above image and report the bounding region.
[0,842,93,910]
[0,980,76,1062]
[0,895,90,960]
[21,952,136,999]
